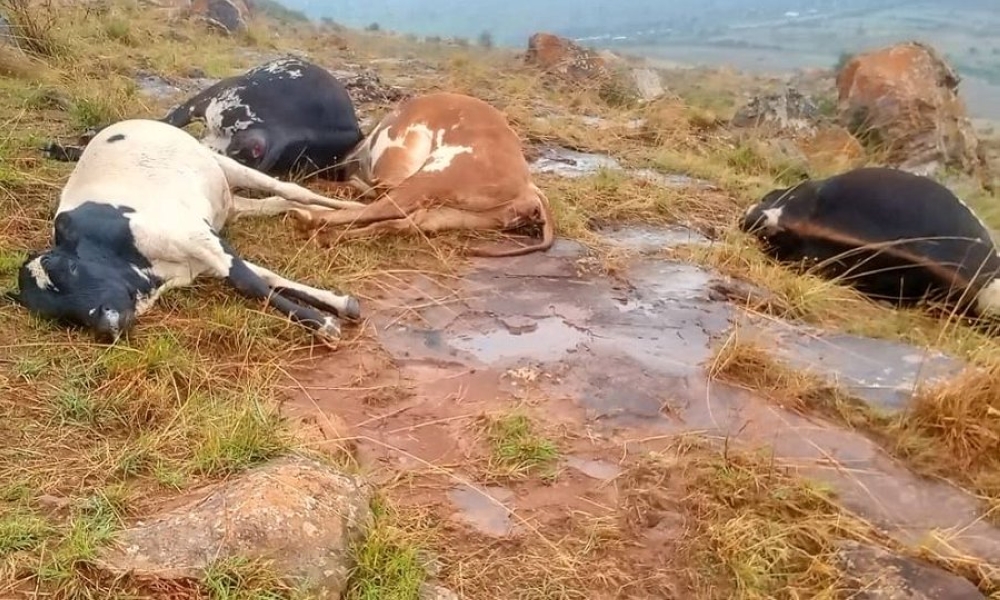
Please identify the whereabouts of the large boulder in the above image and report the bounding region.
[835,41,985,178]
[525,32,611,82]
[95,455,371,597]
[190,0,249,34]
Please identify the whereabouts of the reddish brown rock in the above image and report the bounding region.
[524,32,611,82]
[836,41,985,178]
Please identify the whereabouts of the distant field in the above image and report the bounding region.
[607,4,1000,120]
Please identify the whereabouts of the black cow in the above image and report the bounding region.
[740,167,1000,318]
[42,57,365,181]
[10,118,366,343]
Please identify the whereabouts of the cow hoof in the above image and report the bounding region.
[316,316,342,341]
[342,296,362,321]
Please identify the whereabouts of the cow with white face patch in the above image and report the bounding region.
[740,166,1000,319]
[43,57,364,181]
[286,91,555,257]
[8,118,367,343]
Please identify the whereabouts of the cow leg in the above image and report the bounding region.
[229,195,303,222]
[242,262,361,321]
[191,231,348,340]
[334,208,503,239]
[213,154,368,210]
[287,193,415,229]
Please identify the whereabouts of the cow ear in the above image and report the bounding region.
[53,212,79,248]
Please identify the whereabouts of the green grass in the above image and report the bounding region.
[345,498,428,600]
[483,412,559,479]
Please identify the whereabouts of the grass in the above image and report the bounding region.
[344,498,428,600]
[1,0,1000,597]
[482,412,559,479]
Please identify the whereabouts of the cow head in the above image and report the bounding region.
[227,128,279,172]
[740,180,817,238]
[8,249,139,342]
[7,204,158,343]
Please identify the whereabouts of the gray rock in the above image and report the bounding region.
[96,455,372,597]
[836,541,984,599]
[201,0,247,34]
[0,13,13,48]
[630,68,665,102]
[731,87,821,133]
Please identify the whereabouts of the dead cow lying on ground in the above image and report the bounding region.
[288,91,555,257]
[7,119,365,343]
[740,166,1000,320]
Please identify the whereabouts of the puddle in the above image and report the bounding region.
[565,456,621,481]
[529,145,714,190]
[530,146,622,178]
[448,485,516,537]
[449,316,590,365]
[601,224,711,252]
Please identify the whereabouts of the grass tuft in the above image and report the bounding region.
[482,412,559,479]
[345,497,428,600]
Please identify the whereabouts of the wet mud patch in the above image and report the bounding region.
[281,223,1000,593]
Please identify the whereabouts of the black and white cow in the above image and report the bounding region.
[740,166,1000,318]
[8,118,368,343]
[43,57,364,181]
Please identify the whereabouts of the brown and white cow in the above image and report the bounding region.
[287,92,555,257]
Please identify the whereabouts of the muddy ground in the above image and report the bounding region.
[274,151,1000,597]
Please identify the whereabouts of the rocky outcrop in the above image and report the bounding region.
[524,32,664,103]
[731,87,822,134]
[190,0,249,34]
[835,41,985,178]
[836,541,985,599]
[96,455,371,597]
[524,32,611,82]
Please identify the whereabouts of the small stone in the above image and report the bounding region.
[499,315,538,335]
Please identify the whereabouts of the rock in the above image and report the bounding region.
[190,0,249,34]
[420,583,460,600]
[524,32,611,82]
[731,87,821,134]
[836,541,985,599]
[0,13,14,48]
[835,41,985,178]
[629,68,665,102]
[96,455,371,597]
[331,68,408,105]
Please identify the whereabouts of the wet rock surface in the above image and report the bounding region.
[96,455,371,596]
[837,541,986,599]
[529,145,716,190]
[287,216,1000,569]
